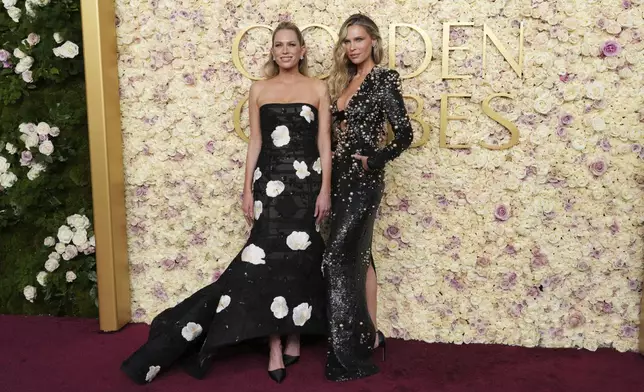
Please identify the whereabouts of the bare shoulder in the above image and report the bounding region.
[250,79,269,95]
[305,77,328,96]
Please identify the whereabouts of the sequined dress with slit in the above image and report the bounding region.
[323,67,413,382]
[121,103,327,384]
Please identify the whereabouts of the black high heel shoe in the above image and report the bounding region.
[282,354,300,367]
[268,368,286,383]
[375,330,386,361]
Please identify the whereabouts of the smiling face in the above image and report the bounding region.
[271,28,306,71]
[342,24,374,66]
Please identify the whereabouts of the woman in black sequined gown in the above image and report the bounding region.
[323,14,413,381]
[121,22,332,385]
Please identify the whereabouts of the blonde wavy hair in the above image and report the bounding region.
[328,14,384,100]
[263,22,309,79]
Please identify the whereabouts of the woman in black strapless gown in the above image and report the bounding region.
[323,14,413,381]
[121,22,332,385]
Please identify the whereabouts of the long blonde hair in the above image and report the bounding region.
[328,14,384,100]
[262,22,309,79]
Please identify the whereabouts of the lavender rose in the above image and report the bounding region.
[588,159,608,176]
[559,113,573,126]
[601,40,622,57]
[494,204,511,221]
[385,225,401,239]
[20,150,33,166]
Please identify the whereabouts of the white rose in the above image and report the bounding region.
[57,225,74,244]
[38,140,54,156]
[53,41,80,59]
[36,122,51,135]
[49,127,60,137]
[585,81,605,100]
[44,258,59,272]
[89,235,95,247]
[590,117,606,132]
[270,296,289,319]
[65,271,77,283]
[13,47,26,59]
[286,231,311,251]
[55,242,66,253]
[26,166,40,180]
[5,143,17,154]
[7,6,21,23]
[216,295,231,313]
[180,322,203,341]
[240,243,266,265]
[62,244,79,261]
[48,252,60,261]
[533,96,552,114]
[3,0,18,8]
[36,271,48,287]
[67,214,90,230]
[0,156,9,173]
[20,132,39,148]
[53,32,64,44]
[23,285,37,303]
[43,236,55,247]
[72,228,88,246]
[27,33,40,47]
[15,56,34,73]
[0,172,18,188]
[21,71,33,83]
[571,139,586,151]
[292,302,312,326]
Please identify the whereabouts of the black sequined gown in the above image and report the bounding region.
[121,103,327,384]
[323,67,413,382]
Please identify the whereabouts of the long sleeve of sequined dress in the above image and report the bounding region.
[120,103,327,385]
[323,68,412,382]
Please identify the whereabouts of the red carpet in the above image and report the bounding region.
[1,315,642,392]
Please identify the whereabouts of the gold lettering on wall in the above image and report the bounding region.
[233,96,249,142]
[388,23,432,79]
[232,24,273,80]
[480,93,519,150]
[482,22,524,78]
[440,93,472,149]
[232,22,526,149]
[441,22,473,80]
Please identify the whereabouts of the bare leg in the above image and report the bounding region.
[268,334,285,371]
[284,334,300,356]
[366,265,379,347]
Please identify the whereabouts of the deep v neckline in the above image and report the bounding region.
[336,66,377,112]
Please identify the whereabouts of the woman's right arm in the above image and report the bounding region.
[242,82,263,223]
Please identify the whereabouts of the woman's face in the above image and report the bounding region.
[272,29,305,70]
[342,24,374,65]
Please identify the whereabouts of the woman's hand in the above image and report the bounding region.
[314,190,331,225]
[352,154,370,171]
[242,191,254,226]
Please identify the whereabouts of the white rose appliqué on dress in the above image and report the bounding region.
[292,302,312,326]
[286,231,311,251]
[271,125,290,147]
[271,296,289,319]
[300,105,315,123]
[181,322,203,341]
[293,160,310,179]
[241,244,266,265]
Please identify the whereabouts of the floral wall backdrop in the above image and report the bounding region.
[114,0,643,352]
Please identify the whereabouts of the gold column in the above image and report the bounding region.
[80,0,131,331]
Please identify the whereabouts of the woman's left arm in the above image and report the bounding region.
[315,80,332,224]
[366,69,413,170]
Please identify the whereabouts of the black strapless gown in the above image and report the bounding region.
[121,103,326,384]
